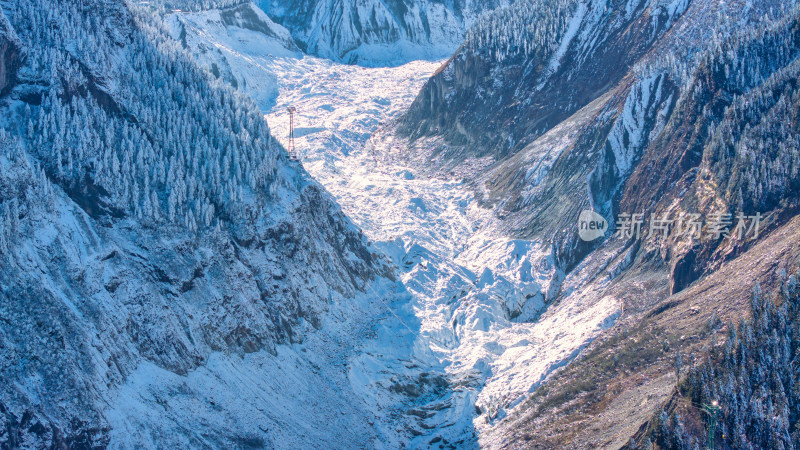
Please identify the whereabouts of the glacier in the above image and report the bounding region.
[263,55,623,447]
[169,4,625,446]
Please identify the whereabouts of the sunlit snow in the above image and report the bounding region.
[151,8,624,446]
[261,54,621,445]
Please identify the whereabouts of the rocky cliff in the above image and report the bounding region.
[0,11,20,97]
[399,0,693,161]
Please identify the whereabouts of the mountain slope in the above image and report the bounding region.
[398,0,696,163]
[0,12,20,96]
[258,0,511,66]
[166,2,301,111]
[0,0,390,447]
[380,0,800,446]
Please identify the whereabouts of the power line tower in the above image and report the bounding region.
[287,106,298,161]
[703,401,722,449]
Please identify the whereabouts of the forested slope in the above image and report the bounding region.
[0,0,388,446]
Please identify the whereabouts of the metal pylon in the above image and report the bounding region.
[703,401,721,449]
[287,106,298,161]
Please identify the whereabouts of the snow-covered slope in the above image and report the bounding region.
[392,0,800,446]
[399,0,697,162]
[167,2,301,111]
[259,0,511,66]
[0,0,392,447]
[6,0,800,447]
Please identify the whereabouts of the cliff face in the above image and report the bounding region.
[166,2,301,111]
[0,12,20,96]
[399,0,691,162]
[259,0,510,66]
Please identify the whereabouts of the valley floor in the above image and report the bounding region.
[259,55,623,447]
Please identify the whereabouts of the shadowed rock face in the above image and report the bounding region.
[0,40,18,96]
[218,2,299,50]
[0,13,20,97]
